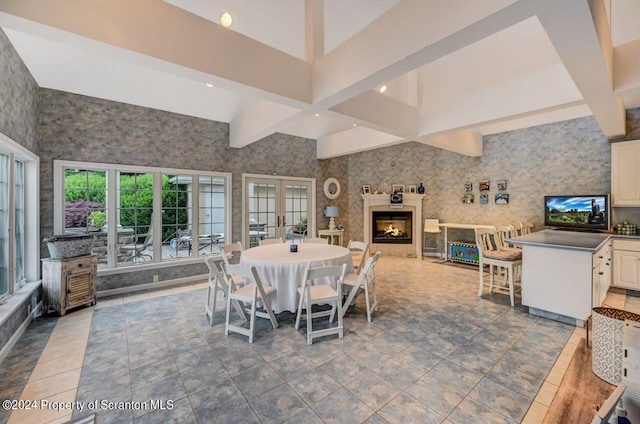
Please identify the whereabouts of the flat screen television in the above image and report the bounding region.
[544,194,610,232]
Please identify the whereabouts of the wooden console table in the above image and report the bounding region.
[318,229,344,246]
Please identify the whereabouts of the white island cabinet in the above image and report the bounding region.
[507,230,611,326]
[613,239,640,290]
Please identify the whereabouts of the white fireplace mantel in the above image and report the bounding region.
[362,193,425,257]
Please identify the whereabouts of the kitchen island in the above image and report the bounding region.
[507,230,611,326]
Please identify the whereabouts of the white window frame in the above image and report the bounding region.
[0,132,39,303]
[53,160,231,274]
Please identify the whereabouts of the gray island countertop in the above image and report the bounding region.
[507,229,611,252]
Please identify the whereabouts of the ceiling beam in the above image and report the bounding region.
[537,0,626,138]
[230,101,303,149]
[312,0,535,108]
[305,0,324,63]
[316,127,404,159]
[417,131,483,157]
[0,0,313,106]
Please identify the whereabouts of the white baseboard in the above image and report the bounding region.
[97,273,207,298]
[0,301,42,364]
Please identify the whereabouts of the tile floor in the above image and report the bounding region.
[0,256,637,424]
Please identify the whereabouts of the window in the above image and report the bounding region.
[54,161,231,271]
[0,133,38,302]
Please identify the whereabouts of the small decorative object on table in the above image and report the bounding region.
[290,244,298,253]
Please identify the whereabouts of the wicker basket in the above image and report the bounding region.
[592,307,640,384]
[43,234,94,259]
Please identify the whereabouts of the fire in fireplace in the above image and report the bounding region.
[372,211,412,244]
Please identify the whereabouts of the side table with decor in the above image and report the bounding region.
[42,234,98,316]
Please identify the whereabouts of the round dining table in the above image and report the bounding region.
[239,243,354,313]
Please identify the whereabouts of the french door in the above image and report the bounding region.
[243,175,315,247]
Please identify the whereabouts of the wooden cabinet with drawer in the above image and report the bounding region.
[42,255,97,316]
[612,239,640,290]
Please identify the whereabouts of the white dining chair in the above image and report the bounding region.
[220,242,246,287]
[340,251,381,322]
[222,264,279,343]
[423,218,441,258]
[202,253,247,326]
[306,237,328,244]
[347,240,369,273]
[259,237,283,246]
[475,227,522,307]
[295,264,347,345]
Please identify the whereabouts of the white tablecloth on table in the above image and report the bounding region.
[239,243,354,313]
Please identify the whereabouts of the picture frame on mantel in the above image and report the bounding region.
[392,184,405,194]
[408,185,417,194]
[363,185,371,194]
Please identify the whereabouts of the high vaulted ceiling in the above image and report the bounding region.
[1,0,640,158]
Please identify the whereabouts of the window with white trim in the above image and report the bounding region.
[0,134,38,302]
[54,161,231,270]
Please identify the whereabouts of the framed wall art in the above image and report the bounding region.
[480,194,489,205]
[392,184,405,194]
[479,180,490,192]
[464,182,473,192]
[497,180,507,190]
[495,193,509,204]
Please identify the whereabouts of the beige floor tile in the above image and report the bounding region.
[8,388,77,424]
[95,297,124,309]
[39,339,88,363]
[545,365,565,387]
[146,288,175,299]
[45,413,73,424]
[58,307,94,322]
[123,292,150,303]
[46,328,91,347]
[20,368,81,400]
[553,352,573,372]
[29,351,85,382]
[171,285,195,293]
[521,401,548,424]
[52,317,92,334]
[561,341,579,357]
[534,381,559,407]
[192,281,208,289]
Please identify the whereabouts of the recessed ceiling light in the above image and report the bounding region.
[205,83,214,88]
[220,12,233,28]
[379,85,388,93]
[353,123,357,127]
[314,113,320,117]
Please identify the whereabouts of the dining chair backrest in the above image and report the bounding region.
[259,237,283,246]
[222,241,243,266]
[347,240,370,272]
[306,237,328,244]
[520,222,533,235]
[222,264,278,343]
[424,219,441,234]
[494,226,512,250]
[295,263,347,345]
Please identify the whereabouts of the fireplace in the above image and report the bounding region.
[372,211,412,244]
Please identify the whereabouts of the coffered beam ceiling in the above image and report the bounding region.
[0,0,634,158]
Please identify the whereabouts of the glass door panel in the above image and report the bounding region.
[245,177,312,246]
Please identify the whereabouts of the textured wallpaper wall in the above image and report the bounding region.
[346,111,640,245]
[0,29,38,153]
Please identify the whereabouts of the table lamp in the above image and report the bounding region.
[325,206,339,231]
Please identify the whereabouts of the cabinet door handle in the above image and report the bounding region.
[599,271,604,275]
[78,263,83,268]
